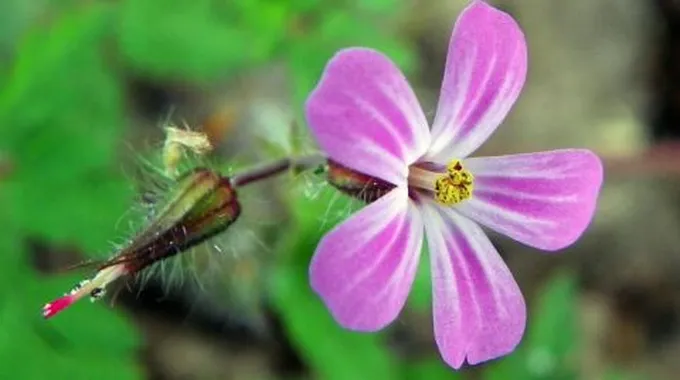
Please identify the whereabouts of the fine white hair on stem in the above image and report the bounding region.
[46,111,334,321]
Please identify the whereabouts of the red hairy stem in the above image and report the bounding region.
[231,154,326,188]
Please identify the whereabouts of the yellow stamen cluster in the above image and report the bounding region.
[434,160,474,205]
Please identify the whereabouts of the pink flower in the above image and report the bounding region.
[304,0,603,369]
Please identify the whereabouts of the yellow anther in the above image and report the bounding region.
[163,124,213,179]
[434,160,474,205]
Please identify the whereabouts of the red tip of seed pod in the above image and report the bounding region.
[42,295,75,319]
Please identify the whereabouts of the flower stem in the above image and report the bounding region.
[231,153,327,188]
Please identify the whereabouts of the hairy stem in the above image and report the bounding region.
[231,153,327,188]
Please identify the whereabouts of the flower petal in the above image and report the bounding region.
[306,48,431,186]
[457,149,603,251]
[422,202,526,368]
[310,187,424,331]
[427,0,527,161]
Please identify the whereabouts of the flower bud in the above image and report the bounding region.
[326,160,395,203]
[43,168,240,318]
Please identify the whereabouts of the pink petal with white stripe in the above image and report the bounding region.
[306,48,430,186]
[457,149,603,251]
[423,203,526,368]
[427,0,527,161]
[309,188,424,331]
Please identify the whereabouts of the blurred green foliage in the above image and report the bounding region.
[0,0,414,377]
[0,2,141,378]
[0,0,640,379]
[118,0,281,81]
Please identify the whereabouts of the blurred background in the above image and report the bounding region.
[0,0,677,379]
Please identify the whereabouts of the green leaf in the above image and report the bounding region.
[273,266,398,380]
[484,273,578,380]
[525,273,578,362]
[0,3,134,254]
[286,184,356,246]
[355,0,401,13]
[0,4,141,377]
[8,174,133,253]
[0,210,140,378]
[0,0,53,75]
[270,185,397,380]
[484,353,531,380]
[0,3,121,167]
[287,8,416,107]
[407,246,431,311]
[0,256,142,379]
[602,368,642,380]
[0,214,23,291]
[316,10,416,73]
[404,358,463,380]
[286,0,322,13]
[117,0,284,81]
